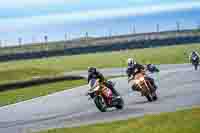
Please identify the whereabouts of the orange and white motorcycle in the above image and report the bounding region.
[128,70,158,102]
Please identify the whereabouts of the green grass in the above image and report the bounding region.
[38,107,200,133]
[0,79,87,107]
[0,75,119,107]
[0,43,200,84]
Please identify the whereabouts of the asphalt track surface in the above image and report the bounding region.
[0,64,200,133]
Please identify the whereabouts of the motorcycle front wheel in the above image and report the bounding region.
[94,96,107,112]
[146,95,152,102]
[194,64,198,70]
[152,91,158,101]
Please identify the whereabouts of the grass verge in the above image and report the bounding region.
[0,43,199,84]
[38,107,200,133]
[0,75,121,107]
[0,79,87,107]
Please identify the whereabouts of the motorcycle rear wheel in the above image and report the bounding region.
[115,98,124,110]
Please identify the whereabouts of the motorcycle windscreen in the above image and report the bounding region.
[192,56,198,61]
[89,78,98,89]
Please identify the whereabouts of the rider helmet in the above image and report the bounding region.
[127,58,136,67]
[88,67,97,73]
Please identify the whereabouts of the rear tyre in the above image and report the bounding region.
[94,96,107,112]
[115,98,124,110]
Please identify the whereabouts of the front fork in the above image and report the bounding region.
[140,79,153,96]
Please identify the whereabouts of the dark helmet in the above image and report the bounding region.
[192,51,198,57]
[88,67,97,73]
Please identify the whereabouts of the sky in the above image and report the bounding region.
[1,0,200,18]
[0,0,200,45]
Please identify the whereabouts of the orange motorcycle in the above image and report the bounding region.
[129,70,157,102]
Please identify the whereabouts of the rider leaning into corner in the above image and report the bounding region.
[87,67,120,97]
[126,58,158,91]
[189,50,200,63]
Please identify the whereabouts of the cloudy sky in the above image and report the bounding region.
[0,0,200,45]
[1,0,200,19]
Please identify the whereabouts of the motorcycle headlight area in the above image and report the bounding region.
[134,79,140,84]
[139,77,145,81]
[134,77,144,84]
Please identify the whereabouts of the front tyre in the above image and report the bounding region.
[146,95,152,102]
[194,64,198,70]
[94,96,107,112]
[152,92,158,101]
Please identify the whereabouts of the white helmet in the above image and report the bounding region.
[127,58,135,66]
